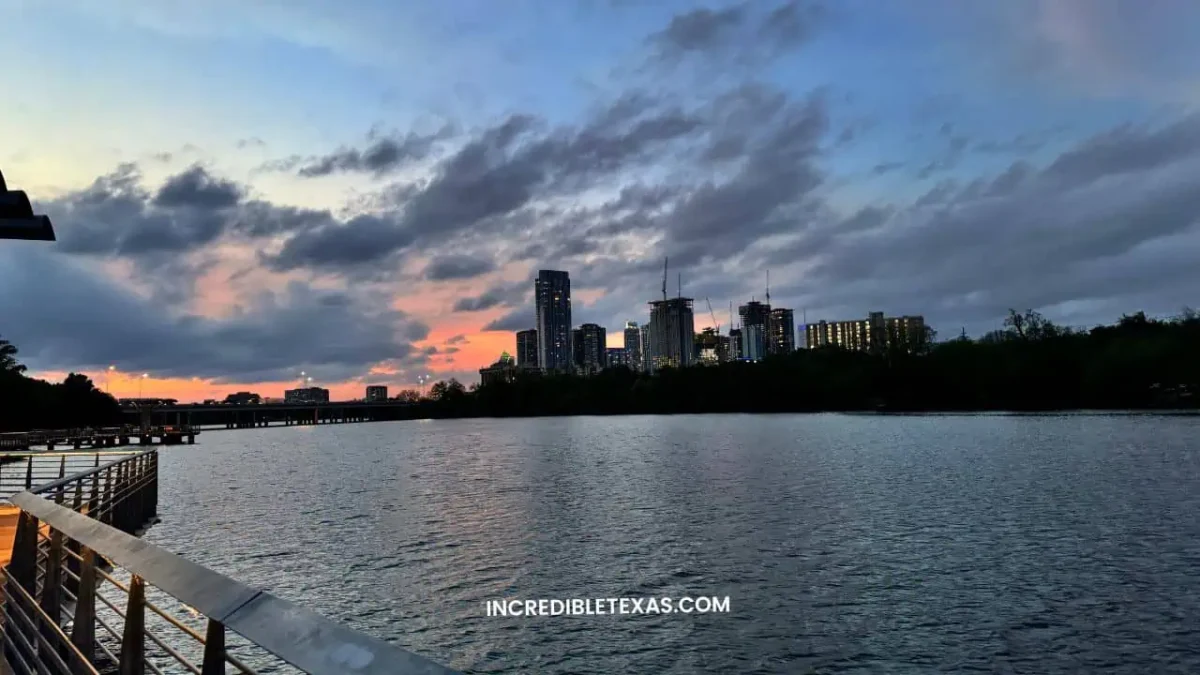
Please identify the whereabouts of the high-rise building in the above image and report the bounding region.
[606,347,628,368]
[535,270,572,372]
[572,323,606,374]
[639,323,651,372]
[728,328,742,361]
[516,329,539,368]
[649,297,695,370]
[767,308,796,354]
[738,301,771,359]
[365,385,388,402]
[695,328,730,364]
[623,321,642,371]
[743,324,765,361]
[805,312,928,354]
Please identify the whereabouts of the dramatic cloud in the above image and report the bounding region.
[11,0,1200,393]
[285,125,455,177]
[424,254,496,281]
[482,305,535,332]
[770,113,1200,331]
[152,165,243,209]
[452,281,528,312]
[0,247,425,383]
[647,0,825,67]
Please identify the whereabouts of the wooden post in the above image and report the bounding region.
[119,575,146,675]
[24,455,33,489]
[201,619,226,675]
[71,548,98,671]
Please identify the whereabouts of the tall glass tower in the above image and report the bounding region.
[535,270,572,372]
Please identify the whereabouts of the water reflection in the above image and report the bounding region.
[144,413,1200,674]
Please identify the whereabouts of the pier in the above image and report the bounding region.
[0,449,460,674]
[0,426,198,452]
[127,400,419,430]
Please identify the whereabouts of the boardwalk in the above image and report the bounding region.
[0,448,460,674]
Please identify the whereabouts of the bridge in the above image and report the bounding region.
[125,400,421,430]
[0,449,460,674]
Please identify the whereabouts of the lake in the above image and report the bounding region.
[142,413,1200,674]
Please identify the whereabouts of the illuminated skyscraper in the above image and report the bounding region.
[535,270,572,372]
[624,321,641,371]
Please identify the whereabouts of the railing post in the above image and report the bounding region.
[39,528,64,647]
[58,454,66,481]
[102,467,114,525]
[88,470,101,520]
[201,619,226,675]
[148,451,158,519]
[71,547,98,672]
[9,512,39,593]
[24,455,32,489]
[119,575,146,675]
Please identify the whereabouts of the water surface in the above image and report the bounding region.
[143,414,1200,673]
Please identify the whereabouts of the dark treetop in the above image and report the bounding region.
[426,309,1200,417]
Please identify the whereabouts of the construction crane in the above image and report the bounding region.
[766,270,771,306]
[706,297,719,333]
[663,257,669,302]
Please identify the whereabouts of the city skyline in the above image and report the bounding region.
[3,1,1200,402]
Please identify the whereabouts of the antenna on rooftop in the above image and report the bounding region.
[766,270,770,307]
[677,273,681,299]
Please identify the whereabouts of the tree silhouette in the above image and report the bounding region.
[0,335,27,374]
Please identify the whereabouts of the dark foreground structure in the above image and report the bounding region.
[0,449,459,674]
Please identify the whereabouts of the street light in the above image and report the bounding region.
[106,365,116,394]
[0,169,56,241]
[139,372,148,399]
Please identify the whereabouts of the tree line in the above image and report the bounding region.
[3,308,1196,431]
[0,337,123,432]
[417,309,1200,417]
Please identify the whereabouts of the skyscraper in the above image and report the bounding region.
[743,324,765,361]
[624,321,641,371]
[516,329,538,369]
[535,270,572,372]
[738,301,770,359]
[640,323,651,373]
[767,308,796,354]
[573,323,606,374]
[649,297,695,370]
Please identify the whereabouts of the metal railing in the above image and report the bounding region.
[0,452,143,501]
[1,450,460,674]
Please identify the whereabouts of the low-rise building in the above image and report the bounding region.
[805,312,928,354]
[284,387,330,404]
[480,352,520,386]
[365,385,388,402]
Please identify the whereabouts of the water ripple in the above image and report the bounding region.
[142,413,1200,674]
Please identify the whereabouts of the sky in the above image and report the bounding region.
[2,0,1200,402]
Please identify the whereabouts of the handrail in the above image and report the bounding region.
[9,491,460,674]
[27,449,150,496]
